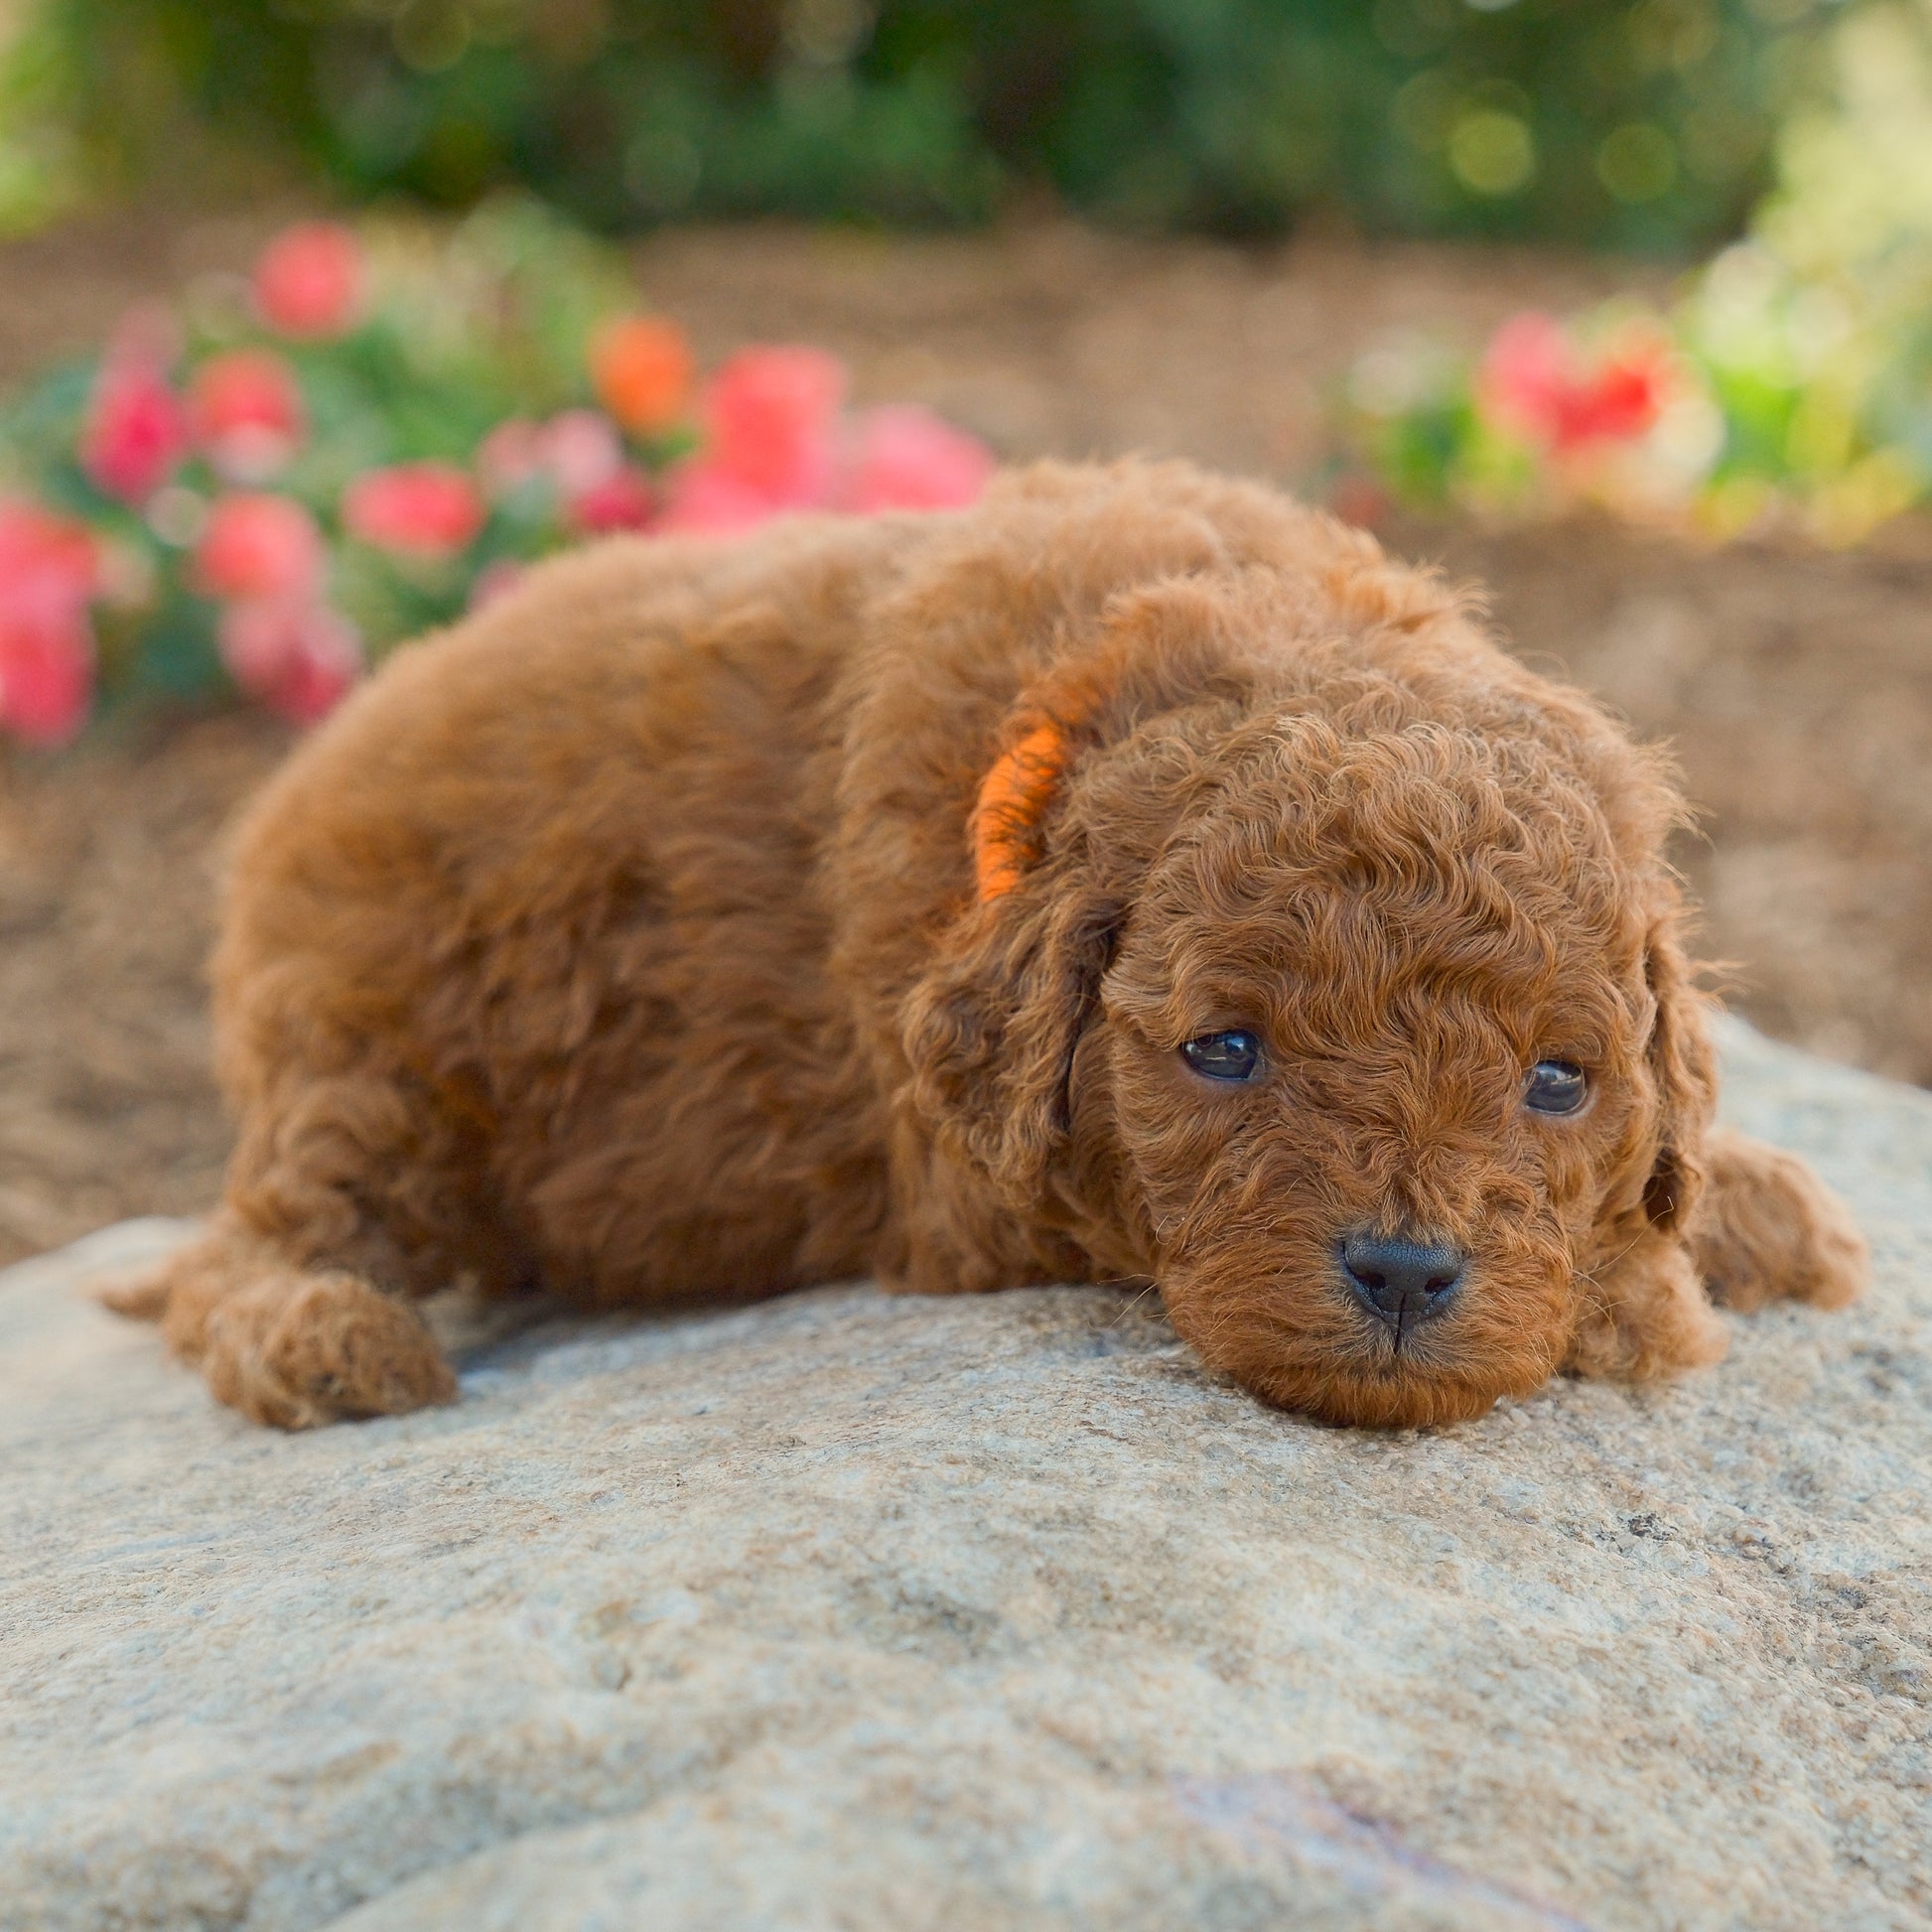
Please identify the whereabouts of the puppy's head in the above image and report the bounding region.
[902,577,1717,1426]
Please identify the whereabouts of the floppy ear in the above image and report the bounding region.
[1563,893,1731,1384]
[899,657,1124,1208]
[900,874,1122,1210]
[899,637,1151,1205]
[1638,902,1717,1233]
[898,593,1254,1210]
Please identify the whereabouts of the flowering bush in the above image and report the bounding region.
[1336,306,1723,533]
[0,203,995,747]
[1335,2,1932,548]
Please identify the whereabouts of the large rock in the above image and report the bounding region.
[4,1020,1929,1932]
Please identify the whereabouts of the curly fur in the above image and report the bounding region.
[106,460,1867,1428]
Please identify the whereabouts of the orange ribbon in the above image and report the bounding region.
[970,720,1071,901]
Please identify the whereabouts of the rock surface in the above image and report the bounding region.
[3,1019,1929,1932]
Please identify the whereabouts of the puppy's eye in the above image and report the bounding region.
[1524,1059,1588,1115]
[1181,1030,1263,1082]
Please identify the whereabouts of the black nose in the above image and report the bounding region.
[1339,1231,1466,1328]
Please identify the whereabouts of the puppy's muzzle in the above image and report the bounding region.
[1338,1229,1466,1331]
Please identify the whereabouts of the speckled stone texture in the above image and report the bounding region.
[3,1019,1928,1932]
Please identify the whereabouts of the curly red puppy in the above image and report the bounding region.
[112,460,1866,1428]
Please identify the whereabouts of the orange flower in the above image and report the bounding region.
[592,317,695,436]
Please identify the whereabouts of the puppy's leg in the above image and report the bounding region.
[1690,1126,1867,1313]
[108,1214,455,1429]
[108,1065,503,1428]
[1565,1226,1729,1384]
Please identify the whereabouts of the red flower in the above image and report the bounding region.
[0,500,97,745]
[568,465,656,534]
[218,599,363,726]
[1478,312,1671,455]
[253,222,366,341]
[195,493,325,603]
[700,345,847,508]
[80,323,188,505]
[841,406,994,513]
[190,348,306,482]
[592,316,695,437]
[1564,349,1671,446]
[343,463,485,558]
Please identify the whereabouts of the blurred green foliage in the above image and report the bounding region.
[0,0,1855,249]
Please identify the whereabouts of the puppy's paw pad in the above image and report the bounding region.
[205,1273,457,1430]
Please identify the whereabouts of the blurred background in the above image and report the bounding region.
[1,0,1929,1265]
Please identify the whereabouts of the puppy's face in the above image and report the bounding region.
[1088,720,1683,1426]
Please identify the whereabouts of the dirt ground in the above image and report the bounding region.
[3,204,1930,1267]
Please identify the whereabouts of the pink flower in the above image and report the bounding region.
[195,493,325,603]
[700,345,847,508]
[343,463,485,558]
[254,222,366,341]
[218,598,363,725]
[539,409,624,496]
[0,605,93,746]
[0,503,96,743]
[477,419,544,498]
[1478,312,1671,455]
[657,459,791,535]
[468,559,528,612]
[189,348,306,482]
[479,411,626,511]
[479,410,645,534]
[80,322,188,505]
[1478,313,1569,439]
[841,406,994,513]
[569,465,656,534]
[0,501,98,613]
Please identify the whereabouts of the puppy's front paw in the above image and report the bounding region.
[199,1270,457,1430]
[1692,1127,1867,1313]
